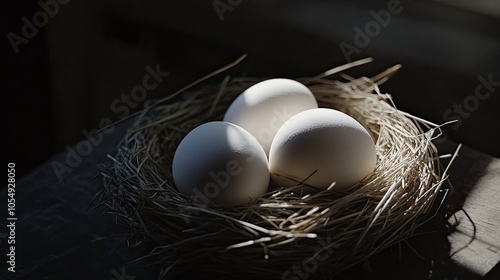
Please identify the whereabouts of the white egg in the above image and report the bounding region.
[223,78,318,155]
[172,121,269,205]
[269,108,377,191]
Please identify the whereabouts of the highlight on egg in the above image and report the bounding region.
[172,121,270,205]
[269,108,377,191]
[223,78,318,155]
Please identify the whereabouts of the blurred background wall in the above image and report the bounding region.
[4,0,500,178]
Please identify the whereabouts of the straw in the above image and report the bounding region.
[95,58,455,279]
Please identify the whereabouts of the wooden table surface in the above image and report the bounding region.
[2,121,499,280]
[438,142,500,276]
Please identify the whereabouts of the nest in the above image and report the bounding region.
[97,57,454,279]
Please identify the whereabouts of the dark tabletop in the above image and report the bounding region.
[1,116,499,280]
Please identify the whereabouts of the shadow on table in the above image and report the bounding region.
[2,113,494,280]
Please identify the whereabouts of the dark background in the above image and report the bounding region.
[2,0,500,279]
[4,0,500,178]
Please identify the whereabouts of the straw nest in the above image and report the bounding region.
[96,57,453,279]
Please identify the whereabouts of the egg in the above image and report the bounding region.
[172,121,270,205]
[223,78,318,155]
[269,108,377,191]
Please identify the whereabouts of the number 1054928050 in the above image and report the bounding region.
[7,163,15,216]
